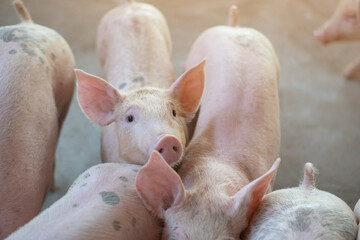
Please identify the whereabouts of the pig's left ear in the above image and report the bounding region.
[136,151,187,219]
[168,59,206,118]
[224,158,281,225]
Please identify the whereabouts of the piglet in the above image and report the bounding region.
[6,163,161,240]
[242,162,358,240]
[76,0,205,166]
[136,6,281,239]
[314,0,360,79]
[0,1,75,238]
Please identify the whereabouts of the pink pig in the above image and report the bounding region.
[314,0,360,78]
[354,199,360,239]
[6,163,161,240]
[75,0,205,166]
[136,6,281,239]
[243,162,358,240]
[0,1,75,238]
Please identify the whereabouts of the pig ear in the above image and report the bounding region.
[168,59,206,118]
[136,151,186,219]
[75,69,122,126]
[225,158,281,223]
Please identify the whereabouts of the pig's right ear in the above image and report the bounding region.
[168,59,206,118]
[75,69,122,126]
[136,151,187,219]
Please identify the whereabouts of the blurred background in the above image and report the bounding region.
[0,0,359,209]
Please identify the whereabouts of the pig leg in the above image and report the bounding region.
[343,57,360,79]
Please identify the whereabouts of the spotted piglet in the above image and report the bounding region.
[0,1,75,238]
[242,162,358,240]
[136,6,281,239]
[6,163,161,240]
[75,0,205,166]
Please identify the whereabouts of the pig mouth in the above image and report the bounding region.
[151,134,183,165]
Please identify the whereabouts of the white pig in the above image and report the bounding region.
[75,0,205,166]
[0,1,75,238]
[242,162,358,240]
[314,0,360,78]
[354,199,360,239]
[6,163,162,240]
[136,6,281,239]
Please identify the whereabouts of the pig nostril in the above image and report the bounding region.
[173,146,178,152]
[158,148,164,154]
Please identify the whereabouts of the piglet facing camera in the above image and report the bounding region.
[243,163,358,240]
[75,59,206,166]
[83,0,206,166]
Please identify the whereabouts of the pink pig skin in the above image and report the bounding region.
[6,163,161,240]
[314,0,360,79]
[96,0,184,164]
[243,163,358,240]
[0,1,75,238]
[136,6,281,239]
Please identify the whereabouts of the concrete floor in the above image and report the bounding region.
[0,0,360,210]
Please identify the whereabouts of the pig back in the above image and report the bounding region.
[186,26,280,176]
[96,2,173,90]
[243,187,357,240]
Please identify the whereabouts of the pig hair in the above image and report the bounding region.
[13,0,33,24]
[228,5,238,27]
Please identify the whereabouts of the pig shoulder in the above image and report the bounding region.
[243,188,357,240]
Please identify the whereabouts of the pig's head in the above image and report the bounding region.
[136,151,281,240]
[314,0,360,44]
[75,60,206,166]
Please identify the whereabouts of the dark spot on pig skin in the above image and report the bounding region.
[83,173,90,179]
[119,176,128,182]
[72,204,78,208]
[80,183,87,188]
[133,76,144,83]
[0,26,46,58]
[62,48,65,54]
[8,49,17,54]
[20,43,37,57]
[118,82,127,90]
[172,226,178,231]
[46,66,49,75]
[113,220,121,231]
[287,207,312,232]
[131,217,136,227]
[99,191,120,206]
[51,52,56,61]
[132,168,139,173]
[38,57,44,64]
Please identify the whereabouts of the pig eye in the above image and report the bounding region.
[172,109,176,117]
[126,115,134,122]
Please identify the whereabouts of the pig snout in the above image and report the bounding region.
[153,135,182,165]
